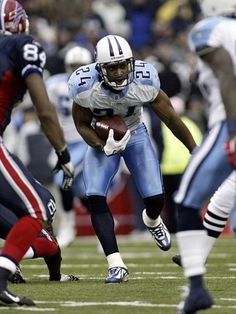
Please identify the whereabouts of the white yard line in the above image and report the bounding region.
[0,308,55,311]
[0,299,235,311]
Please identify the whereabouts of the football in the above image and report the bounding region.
[95,115,128,141]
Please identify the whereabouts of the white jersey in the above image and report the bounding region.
[46,73,82,144]
[189,17,236,128]
[68,60,160,131]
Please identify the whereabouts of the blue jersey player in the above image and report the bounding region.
[0,0,74,306]
[69,34,197,284]
[46,46,92,248]
[173,0,236,313]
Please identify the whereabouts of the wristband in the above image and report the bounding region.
[227,118,236,133]
[56,147,70,164]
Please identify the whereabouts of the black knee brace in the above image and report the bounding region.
[80,197,89,212]
[87,195,110,214]
[143,194,165,220]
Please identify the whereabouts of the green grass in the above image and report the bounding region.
[3,235,236,313]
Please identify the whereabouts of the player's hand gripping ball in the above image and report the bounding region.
[95,115,128,141]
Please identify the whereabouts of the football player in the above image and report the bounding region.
[0,0,74,306]
[46,46,92,248]
[172,171,236,267]
[173,0,236,313]
[69,34,197,284]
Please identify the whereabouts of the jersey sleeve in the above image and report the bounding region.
[16,35,46,78]
[134,61,160,102]
[188,17,224,56]
[68,71,79,101]
[68,64,96,108]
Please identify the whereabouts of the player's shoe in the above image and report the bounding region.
[0,289,35,306]
[147,217,171,251]
[59,274,79,282]
[172,255,182,267]
[176,285,213,314]
[8,266,26,284]
[105,267,129,284]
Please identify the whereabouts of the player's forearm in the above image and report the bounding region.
[26,74,67,151]
[77,124,105,151]
[219,77,236,119]
[202,48,236,127]
[217,76,236,138]
[72,103,104,151]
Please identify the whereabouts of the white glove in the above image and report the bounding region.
[103,129,131,156]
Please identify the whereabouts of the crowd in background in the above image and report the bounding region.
[17,0,206,129]
[7,0,213,235]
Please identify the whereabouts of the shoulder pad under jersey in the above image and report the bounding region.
[68,63,99,99]
[14,34,46,77]
[133,60,160,92]
[188,17,225,55]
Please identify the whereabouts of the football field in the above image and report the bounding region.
[3,234,236,314]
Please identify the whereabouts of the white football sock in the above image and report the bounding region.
[107,253,127,269]
[23,247,34,259]
[202,235,216,263]
[142,209,161,227]
[176,230,207,278]
[0,256,16,274]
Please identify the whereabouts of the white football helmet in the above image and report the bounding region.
[64,46,92,75]
[95,35,134,90]
[199,0,236,17]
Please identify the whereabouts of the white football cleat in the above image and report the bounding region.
[105,267,129,284]
[146,217,171,251]
[60,274,79,282]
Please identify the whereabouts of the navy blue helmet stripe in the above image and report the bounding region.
[107,36,124,57]
[107,37,114,57]
[114,36,123,55]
